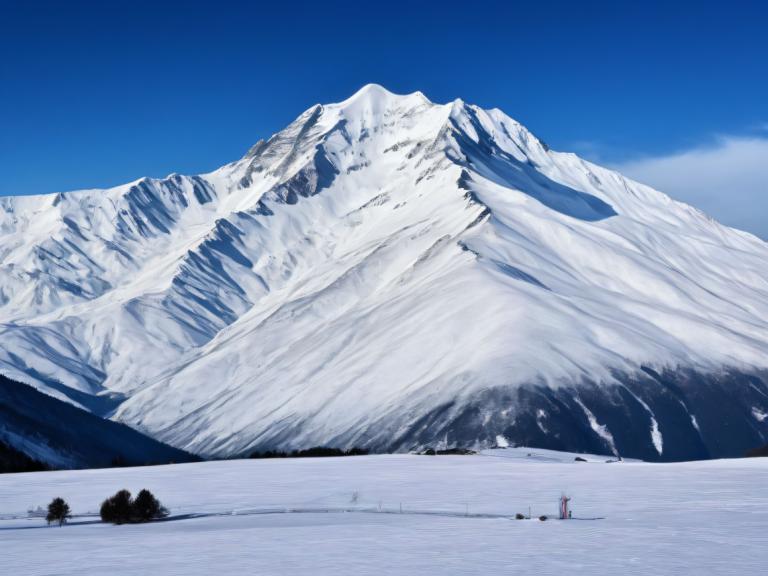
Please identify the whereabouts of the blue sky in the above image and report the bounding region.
[1,0,766,237]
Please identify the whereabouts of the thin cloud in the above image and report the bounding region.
[612,135,768,241]
[568,140,607,162]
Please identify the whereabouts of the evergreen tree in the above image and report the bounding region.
[100,489,133,524]
[132,489,167,521]
[46,497,71,526]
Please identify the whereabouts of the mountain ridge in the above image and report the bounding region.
[1,84,767,460]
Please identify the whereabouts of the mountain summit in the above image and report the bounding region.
[1,85,767,461]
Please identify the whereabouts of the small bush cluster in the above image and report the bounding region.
[100,489,168,524]
[249,446,369,459]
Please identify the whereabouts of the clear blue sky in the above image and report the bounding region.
[1,0,767,236]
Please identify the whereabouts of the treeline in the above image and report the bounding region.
[248,446,369,459]
[107,455,199,468]
[746,443,768,457]
[420,447,476,456]
[0,440,50,473]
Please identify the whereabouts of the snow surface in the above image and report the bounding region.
[1,451,766,575]
[1,84,768,456]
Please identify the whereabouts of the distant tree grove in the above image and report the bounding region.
[100,489,168,524]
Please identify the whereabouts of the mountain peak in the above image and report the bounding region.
[352,83,395,98]
[2,86,768,461]
[331,83,431,109]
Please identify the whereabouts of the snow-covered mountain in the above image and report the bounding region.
[2,84,767,461]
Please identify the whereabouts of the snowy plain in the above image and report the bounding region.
[1,449,766,575]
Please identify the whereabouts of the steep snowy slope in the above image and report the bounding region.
[0,374,195,470]
[1,85,767,460]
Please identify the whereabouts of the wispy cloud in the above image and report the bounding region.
[611,135,768,241]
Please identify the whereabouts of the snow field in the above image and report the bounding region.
[1,450,766,575]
